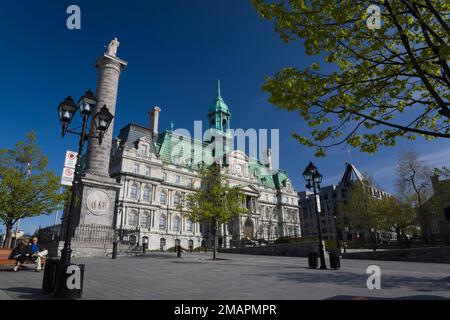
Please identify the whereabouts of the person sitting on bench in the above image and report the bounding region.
[29,236,48,272]
[11,238,31,272]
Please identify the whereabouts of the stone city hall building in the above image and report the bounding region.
[42,40,301,256]
[110,98,301,251]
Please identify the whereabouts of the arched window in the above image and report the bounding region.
[160,190,167,205]
[130,183,139,200]
[128,210,138,227]
[173,192,181,206]
[141,211,150,228]
[159,214,167,230]
[173,216,181,232]
[222,119,227,129]
[143,185,152,202]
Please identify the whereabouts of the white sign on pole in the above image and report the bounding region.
[61,167,75,186]
[64,151,78,169]
[316,194,322,213]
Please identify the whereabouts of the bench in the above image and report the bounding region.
[0,249,46,268]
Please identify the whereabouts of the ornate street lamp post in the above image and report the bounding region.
[303,162,327,270]
[52,90,114,297]
[333,214,341,251]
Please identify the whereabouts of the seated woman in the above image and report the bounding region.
[29,236,48,272]
[11,238,31,272]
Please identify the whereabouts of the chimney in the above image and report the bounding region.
[149,106,161,138]
[266,149,273,173]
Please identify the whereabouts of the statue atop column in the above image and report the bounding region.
[106,38,120,57]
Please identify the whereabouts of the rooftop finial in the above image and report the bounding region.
[217,79,221,98]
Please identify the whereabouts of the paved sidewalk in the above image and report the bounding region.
[1,253,449,300]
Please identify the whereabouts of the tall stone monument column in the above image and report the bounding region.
[60,39,128,257]
[85,38,127,177]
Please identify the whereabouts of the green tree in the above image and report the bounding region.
[341,179,385,249]
[0,132,64,248]
[252,0,450,156]
[179,164,247,260]
[377,195,418,242]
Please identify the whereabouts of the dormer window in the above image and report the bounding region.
[141,144,148,156]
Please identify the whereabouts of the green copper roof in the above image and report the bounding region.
[156,131,214,170]
[208,80,230,115]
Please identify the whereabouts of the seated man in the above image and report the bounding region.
[11,238,31,272]
[29,236,48,272]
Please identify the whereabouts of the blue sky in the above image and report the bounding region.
[0,0,449,234]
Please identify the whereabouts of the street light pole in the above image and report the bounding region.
[334,214,341,251]
[312,182,327,269]
[49,91,114,298]
[303,162,327,270]
[59,112,89,266]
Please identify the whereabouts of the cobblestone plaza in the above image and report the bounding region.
[1,253,449,300]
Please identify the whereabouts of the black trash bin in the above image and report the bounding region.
[329,251,341,270]
[42,258,60,293]
[308,252,318,268]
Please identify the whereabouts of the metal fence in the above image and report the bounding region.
[72,224,115,243]
[37,225,62,244]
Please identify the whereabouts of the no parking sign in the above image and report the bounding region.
[64,151,78,169]
[61,151,78,186]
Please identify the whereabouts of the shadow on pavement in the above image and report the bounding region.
[4,287,50,300]
[272,271,450,292]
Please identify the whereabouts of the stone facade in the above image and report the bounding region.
[421,175,450,243]
[109,87,301,251]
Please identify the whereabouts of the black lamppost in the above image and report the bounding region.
[370,227,377,252]
[333,214,341,251]
[303,162,327,270]
[53,90,114,297]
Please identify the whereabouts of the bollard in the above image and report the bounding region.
[308,252,318,269]
[112,242,118,259]
[42,258,60,293]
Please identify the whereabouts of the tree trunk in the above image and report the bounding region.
[212,218,217,261]
[4,225,13,249]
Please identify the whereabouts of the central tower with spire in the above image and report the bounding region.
[206,80,233,165]
[208,80,231,132]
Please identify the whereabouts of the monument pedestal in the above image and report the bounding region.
[59,174,121,257]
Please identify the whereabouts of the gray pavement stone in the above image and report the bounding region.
[1,253,449,300]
